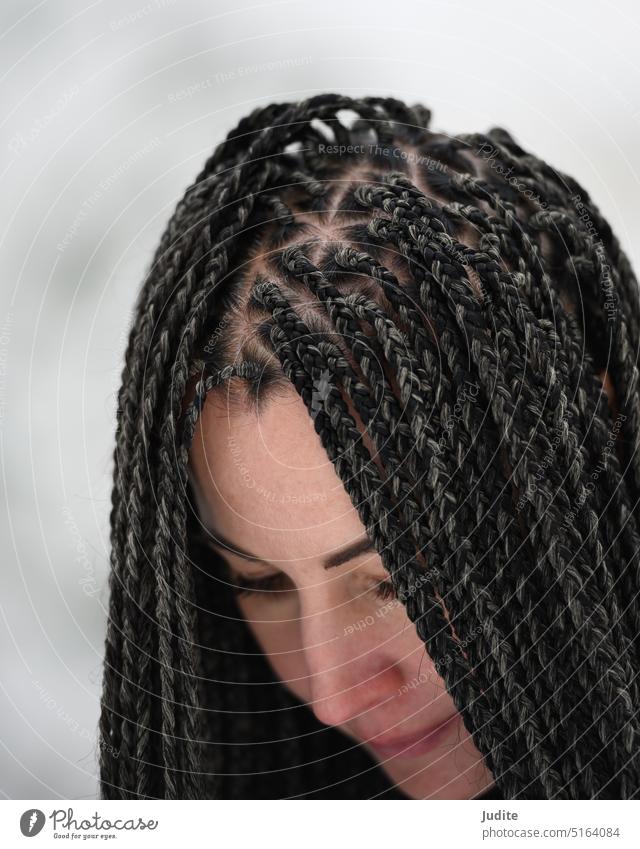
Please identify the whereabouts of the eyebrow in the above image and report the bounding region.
[202,526,376,570]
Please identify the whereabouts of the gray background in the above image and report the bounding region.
[1,0,639,799]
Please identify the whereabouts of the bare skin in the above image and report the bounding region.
[188,367,616,799]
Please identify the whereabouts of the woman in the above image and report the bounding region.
[99,93,640,800]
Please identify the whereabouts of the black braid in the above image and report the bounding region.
[100,94,640,799]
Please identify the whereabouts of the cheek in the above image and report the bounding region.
[237,597,310,703]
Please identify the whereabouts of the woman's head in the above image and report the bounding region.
[101,94,640,800]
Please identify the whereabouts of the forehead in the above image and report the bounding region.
[188,385,371,563]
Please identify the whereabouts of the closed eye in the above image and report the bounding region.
[203,534,398,602]
[227,564,397,603]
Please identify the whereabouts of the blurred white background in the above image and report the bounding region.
[1,0,639,800]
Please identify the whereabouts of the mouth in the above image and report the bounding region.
[362,713,461,760]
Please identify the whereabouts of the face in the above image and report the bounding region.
[188,383,498,799]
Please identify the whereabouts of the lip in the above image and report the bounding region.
[363,714,460,760]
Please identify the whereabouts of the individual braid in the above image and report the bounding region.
[100,93,640,800]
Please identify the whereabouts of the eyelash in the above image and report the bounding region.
[229,570,398,602]
[232,572,291,597]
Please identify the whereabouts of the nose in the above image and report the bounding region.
[300,594,402,729]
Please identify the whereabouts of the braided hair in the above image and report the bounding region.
[99,93,640,800]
